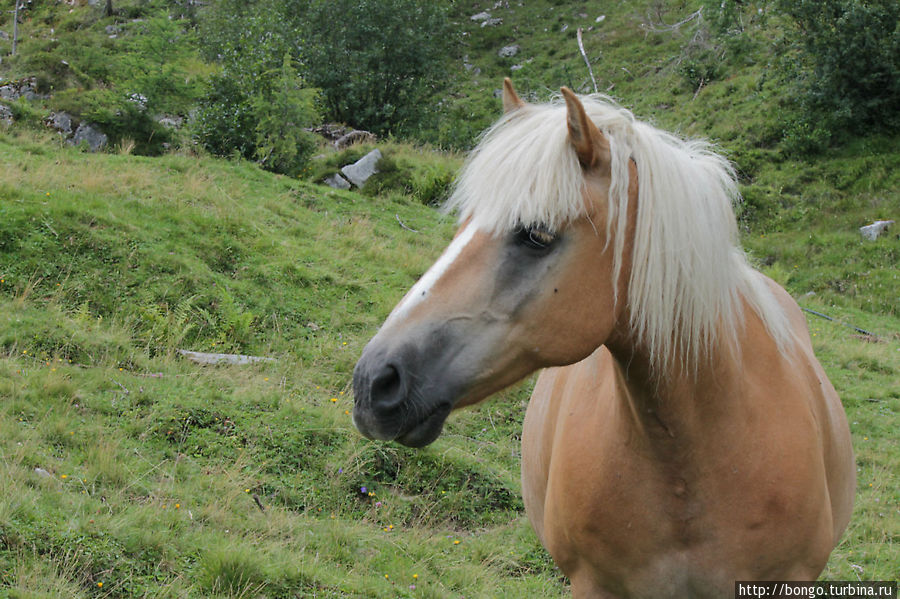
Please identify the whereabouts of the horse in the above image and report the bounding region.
[352,79,855,598]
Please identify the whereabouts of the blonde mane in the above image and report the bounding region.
[445,93,793,370]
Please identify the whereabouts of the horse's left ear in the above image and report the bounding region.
[561,87,609,168]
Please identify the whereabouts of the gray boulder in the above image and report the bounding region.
[341,149,382,187]
[471,11,491,21]
[498,44,520,58]
[324,173,352,190]
[0,84,18,101]
[47,112,73,135]
[334,129,376,150]
[156,115,184,129]
[859,220,894,241]
[0,78,45,101]
[0,103,12,126]
[69,123,108,152]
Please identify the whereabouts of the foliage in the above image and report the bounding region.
[304,141,461,205]
[51,88,173,156]
[115,16,203,115]
[195,56,319,177]
[196,2,319,175]
[774,0,900,151]
[303,0,455,135]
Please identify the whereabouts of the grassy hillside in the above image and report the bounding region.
[0,127,897,597]
[0,0,897,597]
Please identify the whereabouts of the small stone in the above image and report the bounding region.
[498,44,520,58]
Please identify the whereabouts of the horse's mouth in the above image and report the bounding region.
[395,402,453,448]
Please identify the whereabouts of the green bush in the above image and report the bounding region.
[776,0,900,146]
[196,1,319,175]
[50,88,172,154]
[196,55,319,177]
[303,0,455,135]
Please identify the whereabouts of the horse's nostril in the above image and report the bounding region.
[370,364,404,414]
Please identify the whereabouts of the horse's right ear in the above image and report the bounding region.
[502,78,526,113]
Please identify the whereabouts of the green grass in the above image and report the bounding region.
[0,131,568,597]
[0,123,897,597]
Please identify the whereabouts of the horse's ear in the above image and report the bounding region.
[502,78,526,113]
[561,87,609,168]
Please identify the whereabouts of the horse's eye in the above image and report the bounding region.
[514,226,556,250]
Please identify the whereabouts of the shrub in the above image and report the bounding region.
[303,0,455,135]
[51,88,173,155]
[196,1,319,175]
[196,55,319,177]
[776,0,900,146]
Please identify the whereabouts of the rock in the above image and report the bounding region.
[498,44,520,58]
[0,103,12,126]
[127,92,148,111]
[511,64,524,72]
[105,24,118,35]
[596,15,606,23]
[156,115,183,129]
[471,11,491,21]
[177,349,275,366]
[324,173,351,190]
[46,111,73,135]
[0,31,9,41]
[34,467,52,478]
[308,123,353,142]
[334,129,376,150]
[859,220,894,241]
[0,78,47,102]
[481,18,502,27]
[69,123,108,152]
[341,149,382,187]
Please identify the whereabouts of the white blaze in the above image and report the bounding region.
[383,224,477,327]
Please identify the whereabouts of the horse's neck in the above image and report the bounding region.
[604,327,748,453]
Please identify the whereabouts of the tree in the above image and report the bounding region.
[776,0,900,143]
[303,0,455,135]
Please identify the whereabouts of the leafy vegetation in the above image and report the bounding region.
[776,0,899,143]
[304,0,454,136]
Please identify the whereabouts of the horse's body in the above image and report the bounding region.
[522,283,854,597]
[352,80,854,598]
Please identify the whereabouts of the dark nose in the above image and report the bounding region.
[369,364,405,418]
[353,356,411,440]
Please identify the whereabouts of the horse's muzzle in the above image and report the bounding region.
[352,337,456,448]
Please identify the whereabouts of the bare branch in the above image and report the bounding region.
[644,7,703,33]
[576,28,598,94]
